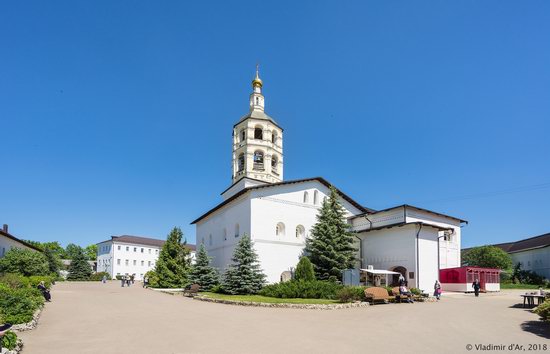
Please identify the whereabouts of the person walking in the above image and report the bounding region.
[102,274,107,284]
[434,280,442,300]
[130,274,135,284]
[120,276,125,287]
[126,275,131,287]
[37,281,51,302]
[472,279,481,297]
[143,275,148,288]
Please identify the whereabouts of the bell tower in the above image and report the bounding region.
[231,66,283,185]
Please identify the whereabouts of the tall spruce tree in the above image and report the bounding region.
[223,234,266,294]
[305,186,357,281]
[154,227,191,288]
[67,247,92,280]
[189,244,220,291]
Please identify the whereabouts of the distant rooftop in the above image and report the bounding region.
[465,232,550,254]
[99,235,196,251]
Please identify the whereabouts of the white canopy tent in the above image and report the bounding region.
[360,269,402,287]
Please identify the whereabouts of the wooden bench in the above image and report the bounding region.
[364,287,393,304]
[392,287,414,303]
[183,284,200,297]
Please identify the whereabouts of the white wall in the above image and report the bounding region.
[417,226,440,292]
[197,194,251,273]
[510,247,550,280]
[250,180,362,283]
[96,241,162,280]
[358,225,417,287]
[0,234,36,258]
[405,207,462,269]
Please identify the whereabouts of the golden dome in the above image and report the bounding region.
[252,65,263,87]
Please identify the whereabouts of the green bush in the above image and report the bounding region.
[0,284,44,324]
[115,275,123,280]
[336,286,368,302]
[89,272,111,281]
[410,288,422,295]
[534,300,550,322]
[0,248,49,276]
[0,273,31,289]
[210,284,224,293]
[294,257,316,282]
[28,275,54,289]
[1,331,18,350]
[144,270,159,287]
[259,280,343,299]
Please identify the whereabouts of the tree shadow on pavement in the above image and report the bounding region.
[520,321,550,339]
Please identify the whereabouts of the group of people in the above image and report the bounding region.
[396,276,480,301]
[120,274,135,287]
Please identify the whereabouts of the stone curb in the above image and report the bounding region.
[193,295,370,310]
[12,307,43,332]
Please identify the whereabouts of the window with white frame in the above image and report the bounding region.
[296,225,305,238]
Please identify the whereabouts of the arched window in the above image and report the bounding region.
[271,155,278,171]
[208,234,212,246]
[276,222,285,236]
[313,190,319,205]
[303,191,309,203]
[254,126,263,140]
[240,129,246,142]
[296,225,305,238]
[272,130,278,144]
[235,224,240,237]
[223,228,227,241]
[237,153,245,172]
[253,151,264,170]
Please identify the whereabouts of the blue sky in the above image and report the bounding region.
[1,1,549,248]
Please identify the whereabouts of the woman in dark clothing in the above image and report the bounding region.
[472,279,481,297]
[38,281,51,302]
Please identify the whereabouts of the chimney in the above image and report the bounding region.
[2,224,8,233]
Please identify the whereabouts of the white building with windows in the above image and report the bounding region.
[192,68,467,291]
[0,224,41,258]
[96,235,196,280]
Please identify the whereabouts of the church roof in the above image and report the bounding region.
[190,177,372,224]
[100,235,196,251]
[352,204,468,224]
[235,110,282,130]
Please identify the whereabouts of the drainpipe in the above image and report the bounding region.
[355,215,373,269]
[415,223,422,289]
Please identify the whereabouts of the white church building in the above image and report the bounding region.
[192,68,467,292]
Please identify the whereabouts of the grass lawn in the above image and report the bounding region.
[199,292,339,304]
[501,283,548,290]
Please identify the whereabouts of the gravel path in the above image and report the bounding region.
[18,282,550,354]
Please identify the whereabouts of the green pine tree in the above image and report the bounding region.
[67,247,92,280]
[43,247,61,275]
[223,234,266,295]
[305,186,357,282]
[294,256,315,281]
[189,244,220,291]
[154,227,191,288]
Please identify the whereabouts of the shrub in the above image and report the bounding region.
[89,272,111,281]
[144,270,159,288]
[410,288,422,295]
[0,273,31,289]
[115,275,123,280]
[210,284,224,293]
[294,257,315,282]
[28,275,54,289]
[384,286,393,296]
[534,301,550,322]
[336,286,368,302]
[259,280,343,299]
[1,331,18,350]
[0,284,44,324]
[0,248,49,276]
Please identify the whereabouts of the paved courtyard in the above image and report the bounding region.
[19,282,550,354]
